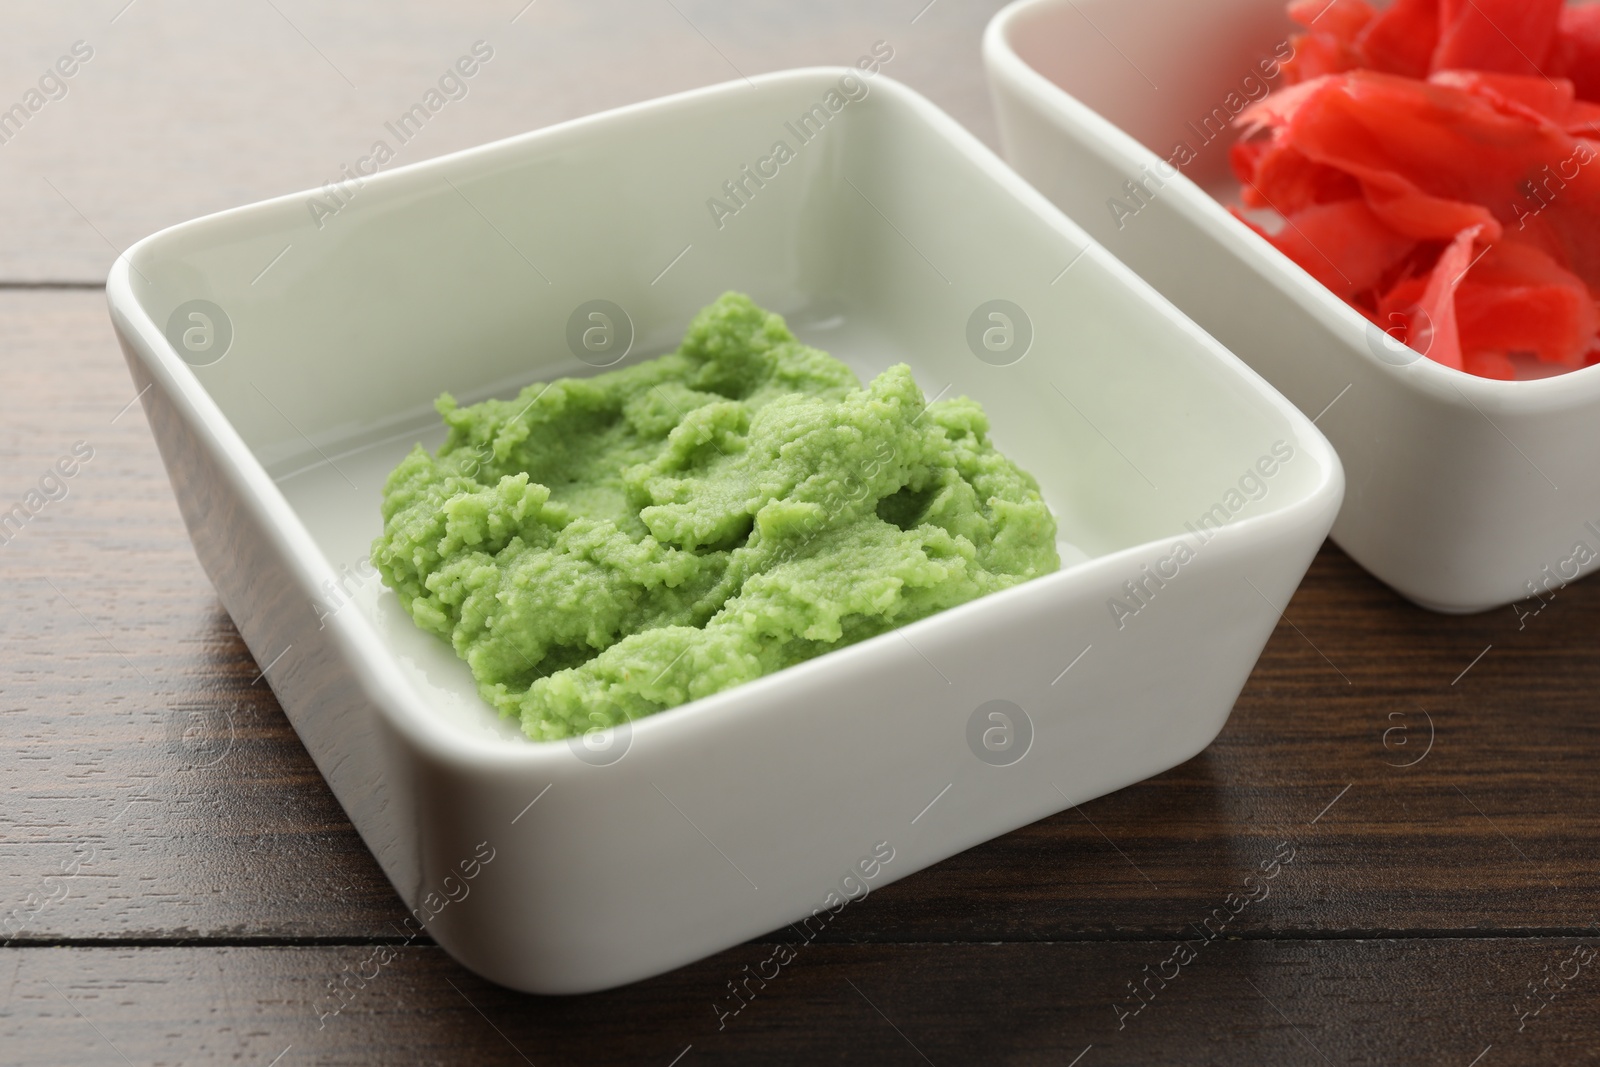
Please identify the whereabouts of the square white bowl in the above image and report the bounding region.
[108,68,1340,993]
[985,0,1600,614]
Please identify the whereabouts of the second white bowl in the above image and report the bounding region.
[986,0,1600,614]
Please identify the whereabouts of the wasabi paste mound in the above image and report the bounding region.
[373,292,1059,741]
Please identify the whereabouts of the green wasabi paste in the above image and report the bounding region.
[373,292,1059,740]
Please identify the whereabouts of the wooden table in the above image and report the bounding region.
[3,3,1597,1063]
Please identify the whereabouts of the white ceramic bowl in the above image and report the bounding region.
[108,68,1341,993]
[986,0,1600,614]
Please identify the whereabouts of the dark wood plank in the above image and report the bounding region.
[0,290,401,941]
[0,0,1008,283]
[3,289,1600,949]
[4,939,1598,1066]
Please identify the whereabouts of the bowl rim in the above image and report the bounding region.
[984,0,1600,414]
[107,65,1342,770]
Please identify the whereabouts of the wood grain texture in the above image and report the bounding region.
[0,0,1005,282]
[4,939,1599,1066]
[0,290,399,942]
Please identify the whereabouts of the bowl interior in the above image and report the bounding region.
[1004,0,1295,193]
[123,69,1325,743]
